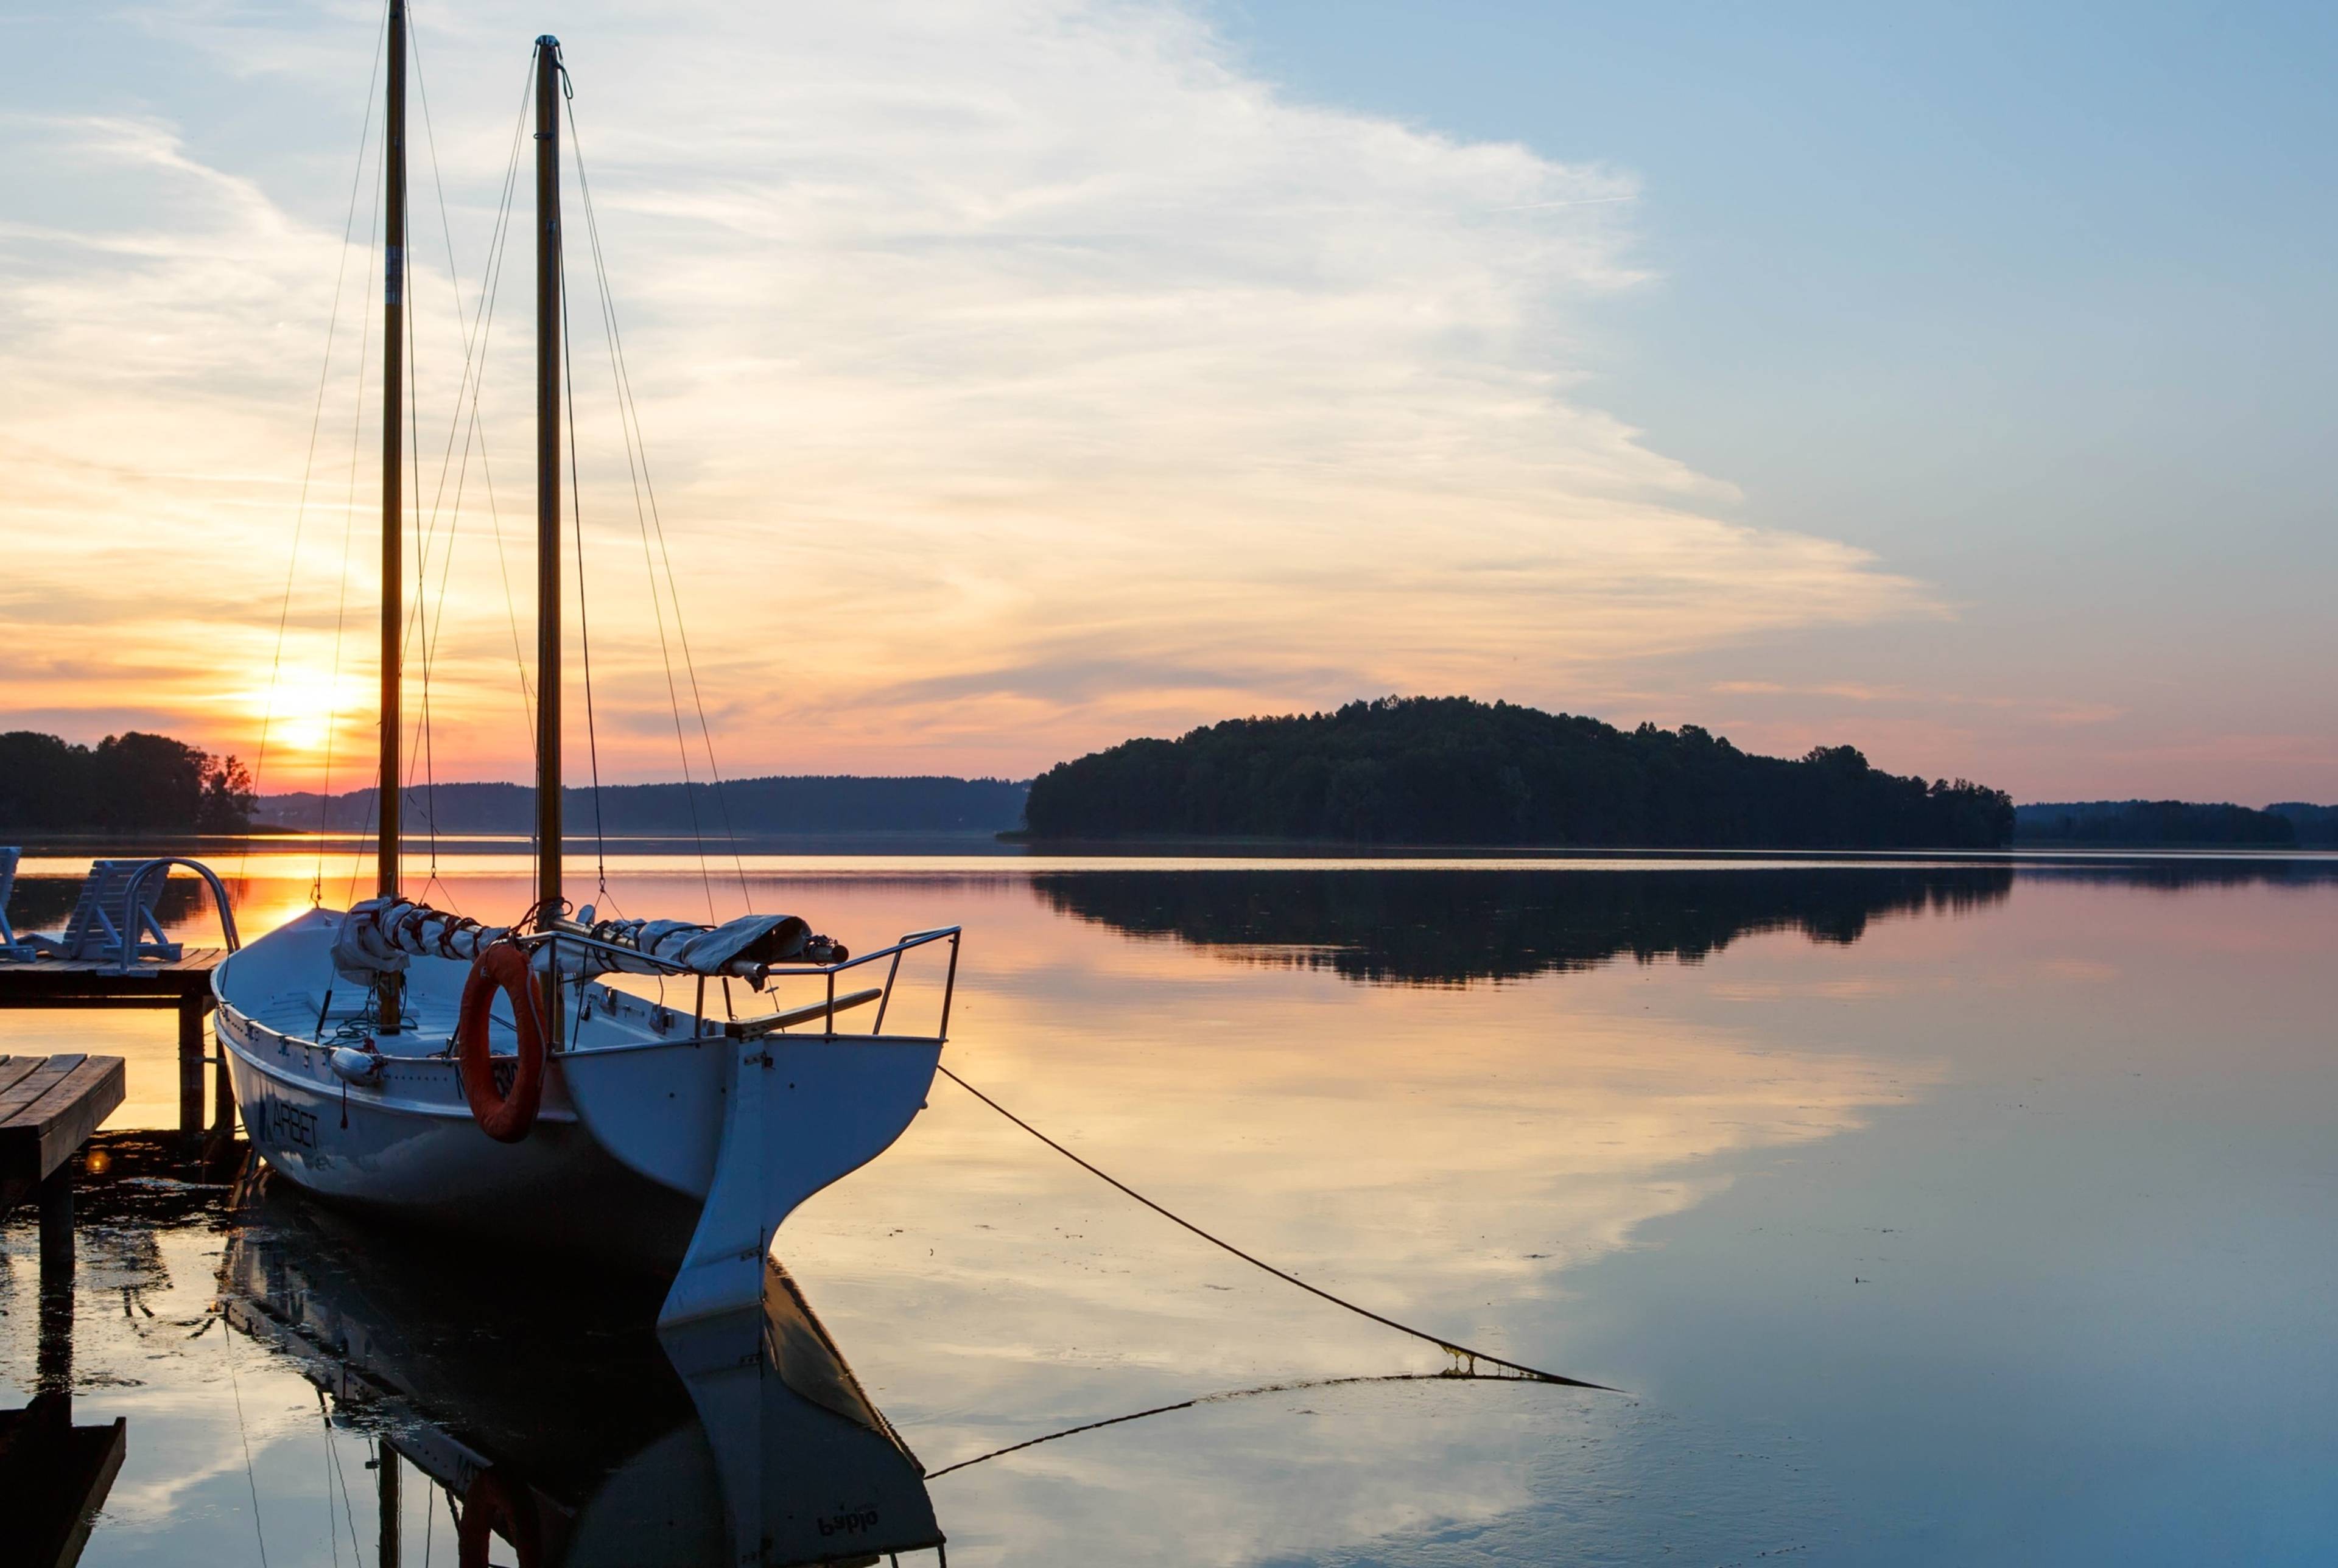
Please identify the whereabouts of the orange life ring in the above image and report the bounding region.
[457,1466,542,1568]
[457,942,547,1143]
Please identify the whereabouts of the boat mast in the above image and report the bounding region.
[534,36,563,920]
[372,0,408,1032]
[379,0,407,905]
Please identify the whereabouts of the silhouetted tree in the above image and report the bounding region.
[0,730,255,833]
[1023,696,2017,849]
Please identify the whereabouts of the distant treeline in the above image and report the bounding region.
[256,775,1030,837]
[0,730,255,835]
[1022,696,2016,849]
[2015,800,2337,848]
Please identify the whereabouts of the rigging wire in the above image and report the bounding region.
[925,1370,1560,1480]
[318,1388,365,1566]
[557,221,614,903]
[418,55,540,754]
[247,3,387,889]
[318,1390,339,1568]
[217,1313,273,1568]
[567,100,754,913]
[318,66,390,909]
[561,91,711,919]
[399,11,527,907]
[936,1063,1614,1391]
[404,186,437,888]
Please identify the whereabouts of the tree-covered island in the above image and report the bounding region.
[1022,696,2016,849]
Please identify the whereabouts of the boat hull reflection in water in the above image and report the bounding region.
[220,1168,944,1566]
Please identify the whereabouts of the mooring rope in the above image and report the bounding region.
[935,1065,1613,1390]
[925,1370,1556,1480]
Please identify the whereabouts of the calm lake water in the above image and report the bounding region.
[4,851,2335,1564]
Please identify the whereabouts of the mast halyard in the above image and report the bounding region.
[376,0,408,1028]
[535,36,564,923]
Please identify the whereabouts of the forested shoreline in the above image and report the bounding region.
[256,775,1029,836]
[2015,800,2334,847]
[0,730,255,835]
[1022,696,2018,849]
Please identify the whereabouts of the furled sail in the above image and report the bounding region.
[326,899,843,985]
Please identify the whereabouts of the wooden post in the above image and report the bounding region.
[378,1441,401,1567]
[211,1002,234,1134]
[177,995,205,1135]
[37,1164,72,1273]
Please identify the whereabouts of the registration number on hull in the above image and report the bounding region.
[250,1091,322,1151]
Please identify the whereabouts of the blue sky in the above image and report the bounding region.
[1221,1,2337,797]
[0,2,2329,800]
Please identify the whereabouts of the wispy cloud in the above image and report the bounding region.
[0,1,1937,783]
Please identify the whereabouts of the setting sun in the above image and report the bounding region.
[244,670,356,760]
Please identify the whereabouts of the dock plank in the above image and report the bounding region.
[0,1057,81,1128]
[7,1057,127,1182]
[0,1057,50,1102]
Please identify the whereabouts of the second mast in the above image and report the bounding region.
[535,35,563,917]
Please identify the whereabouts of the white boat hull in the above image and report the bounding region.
[215,908,943,1315]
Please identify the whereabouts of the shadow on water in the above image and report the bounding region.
[1034,866,2018,985]
[4,1133,946,1567]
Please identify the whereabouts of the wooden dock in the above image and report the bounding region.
[0,951,226,1135]
[0,1054,128,1270]
[0,1060,135,1568]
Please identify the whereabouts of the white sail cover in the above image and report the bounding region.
[330,898,508,984]
[329,900,829,984]
[583,914,823,976]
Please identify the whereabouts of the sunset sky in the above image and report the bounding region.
[2,1,2330,802]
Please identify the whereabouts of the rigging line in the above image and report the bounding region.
[935,1064,1615,1391]
[925,1370,1557,1480]
[559,117,713,922]
[409,58,536,759]
[319,1388,365,1566]
[318,1390,339,1568]
[405,37,532,743]
[567,106,753,912]
[404,212,440,881]
[424,60,538,749]
[557,215,613,897]
[318,83,390,909]
[248,2,387,881]
[218,1313,273,1568]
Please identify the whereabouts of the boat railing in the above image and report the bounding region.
[519,924,963,1043]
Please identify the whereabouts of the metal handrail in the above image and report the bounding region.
[111,856,242,974]
[517,923,963,1043]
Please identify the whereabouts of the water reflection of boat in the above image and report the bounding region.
[219,1168,945,1566]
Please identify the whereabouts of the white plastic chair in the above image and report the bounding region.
[0,847,30,959]
[22,859,184,964]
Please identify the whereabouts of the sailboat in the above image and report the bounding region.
[214,9,958,1329]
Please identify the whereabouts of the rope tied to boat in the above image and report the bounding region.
[935,1065,1614,1391]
